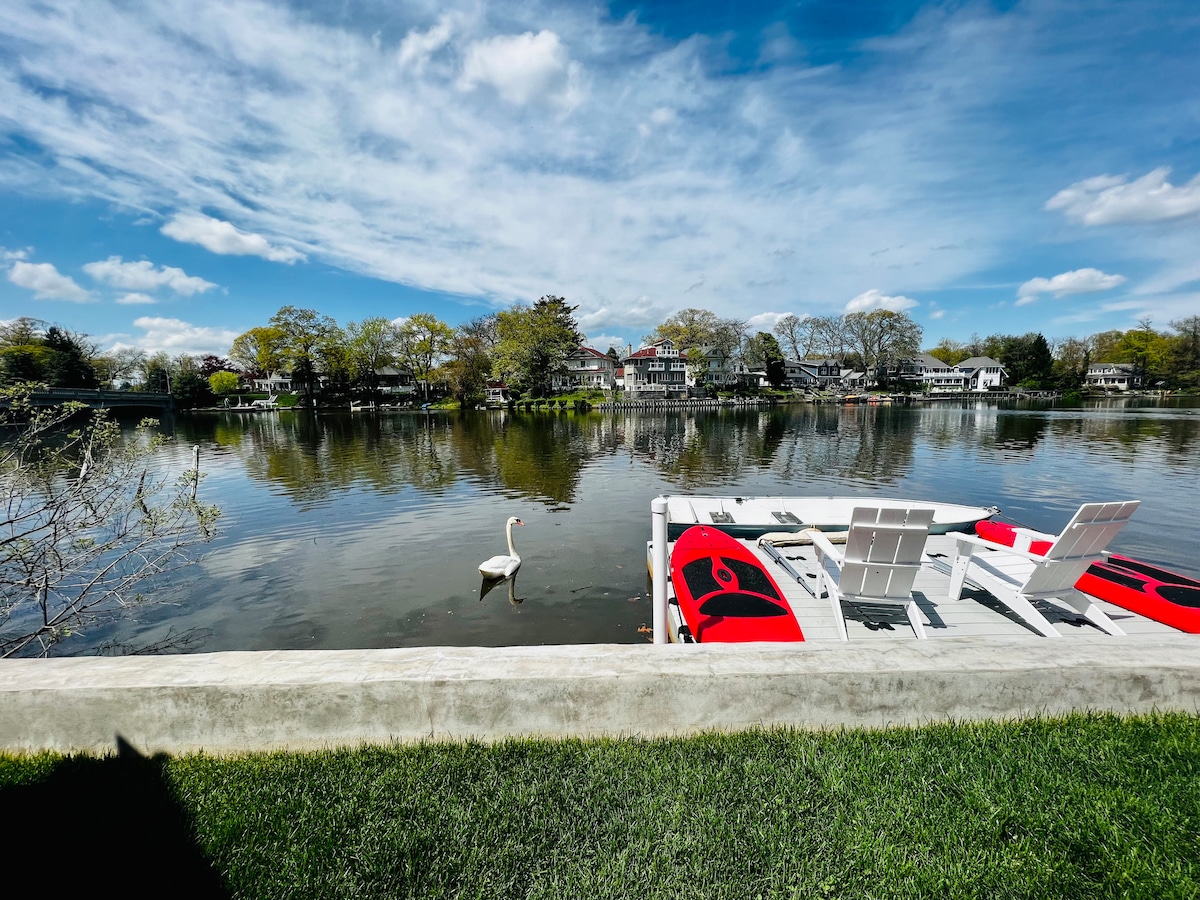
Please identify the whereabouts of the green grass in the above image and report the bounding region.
[4,713,1199,898]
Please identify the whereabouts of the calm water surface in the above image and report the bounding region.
[67,398,1200,655]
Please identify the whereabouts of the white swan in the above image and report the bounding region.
[479,516,524,578]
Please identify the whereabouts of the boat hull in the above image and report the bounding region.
[975,520,1200,633]
[665,495,997,541]
[669,525,803,643]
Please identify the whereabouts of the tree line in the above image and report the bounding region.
[3,307,1198,405]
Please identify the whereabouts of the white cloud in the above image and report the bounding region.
[1046,168,1200,225]
[161,215,306,264]
[83,255,216,295]
[115,292,157,305]
[746,311,788,332]
[844,290,918,313]
[459,30,576,106]
[929,309,945,320]
[2,248,29,262]
[7,260,91,302]
[107,316,240,356]
[397,15,457,72]
[1016,268,1127,305]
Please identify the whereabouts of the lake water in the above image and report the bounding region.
[63,397,1200,655]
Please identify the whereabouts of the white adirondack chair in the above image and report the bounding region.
[811,506,936,641]
[947,500,1140,638]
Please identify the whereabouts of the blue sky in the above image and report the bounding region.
[2,0,1198,358]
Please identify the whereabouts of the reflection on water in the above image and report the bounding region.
[51,398,1200,656]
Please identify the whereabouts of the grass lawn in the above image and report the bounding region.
[3,713,1198,899]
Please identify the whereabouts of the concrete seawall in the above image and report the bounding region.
[3,636,1199,756]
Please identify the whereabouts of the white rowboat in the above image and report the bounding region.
[663,495,998,540]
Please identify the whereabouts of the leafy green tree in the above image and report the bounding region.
[494,296,582,397]
[998,333,1054,388]
[209,370,240,396]
[269,306,339,406]
[745,332,787,388]
[445,316,496,406]
[142,352,172,393]
[927,338,972,366]
[229,326,286,380]
[1168,315,1200,389]
[396,313,454,401]
[648,308,746,361]
[345,317,399,395]
[173,371,214,409]
[0,385,219,656]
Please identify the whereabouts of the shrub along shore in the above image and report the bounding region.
[3,712,1197,899]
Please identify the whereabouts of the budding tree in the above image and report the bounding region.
[1,386,220,657]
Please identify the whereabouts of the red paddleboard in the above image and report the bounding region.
[670,525,804,642]
[974,520,1200,633]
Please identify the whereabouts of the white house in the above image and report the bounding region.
[252,371,293,393]
[1086,362,1143,391]
[954,357,1006,391]
[553,346,616,391]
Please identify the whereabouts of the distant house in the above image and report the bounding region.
[889,354,1006,392]
[622,340,689,397]
[785,358,843,389]
[485,381,513,405]
[1086,362,1143,391]
[954,357,1006,391]
[374,366,416,395]
[553,346,616,391]
[893,354,963,392]
[252,371,293,393]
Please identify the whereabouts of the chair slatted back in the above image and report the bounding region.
[1023,500,1139,595]
[839,507,935,600]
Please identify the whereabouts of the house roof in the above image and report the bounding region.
[574,346,609,359]
[625,347,659,360]
[955,356,1004,370]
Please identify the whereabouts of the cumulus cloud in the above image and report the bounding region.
[844,290,918,313]
[1016,267,1126,305]
[7,261,91,302]
[1046,168,1200,225]
[109,316,240,356]
[459,30,576,106]
[161,215,306,264]
[82,256,216,295]
[115,292,157,305]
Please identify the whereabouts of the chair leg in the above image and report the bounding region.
[1065,592,1126,636]
[829,591,849,641]
[1004,592,1062,638]
[904,600,928,640]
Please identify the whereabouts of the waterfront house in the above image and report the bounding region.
[253,371,293,393]
[622,340,689,397]
[1086,362,1143,391]
[954,357,1006,391]
[786,358,843,389]
[485,382,513,405]
[552,347,616,391]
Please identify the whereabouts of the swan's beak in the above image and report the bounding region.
[515,519,525,526]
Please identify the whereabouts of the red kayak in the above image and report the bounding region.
[670,525,804,642]
[974,520,1200,633]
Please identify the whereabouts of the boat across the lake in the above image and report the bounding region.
[662,494,999,540]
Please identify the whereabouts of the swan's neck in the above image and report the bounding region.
[506,521,518,558]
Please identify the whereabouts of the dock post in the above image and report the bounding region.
[651,496,669,644]
[190,445,200,501]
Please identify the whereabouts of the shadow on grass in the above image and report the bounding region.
[1,736,228,899]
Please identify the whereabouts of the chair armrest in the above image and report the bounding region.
[947,531,1053,563]
[809,530,845,567]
